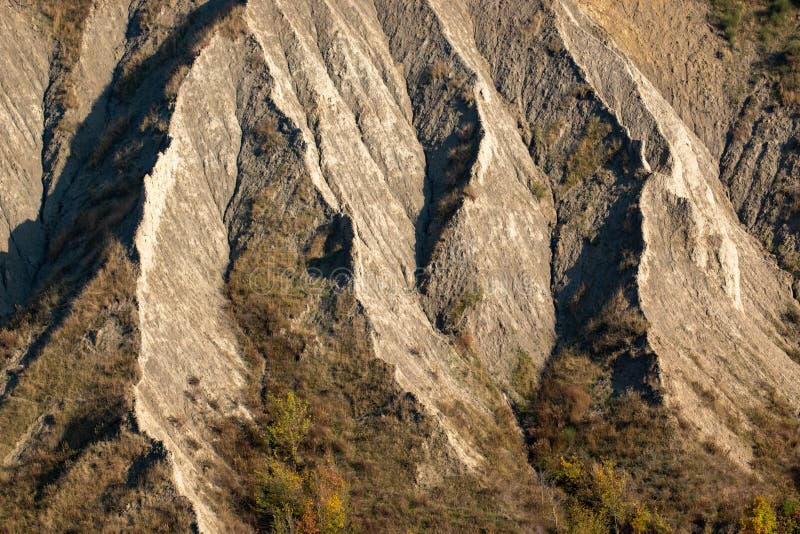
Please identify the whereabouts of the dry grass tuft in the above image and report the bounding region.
[0,240,194,530]
[564,116,621,191]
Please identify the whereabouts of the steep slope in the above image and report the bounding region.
[245,0,486,470]
[1,0,800,532]
[574,0,749,159]
[129,0,560,527]
[134,30,250,534]
[555,0,800,464]
[469,0,800,526]
[0,3,51,316]
[570,0,800,313]
[245,0,556,470]
[40,0,132,222]
[721,82,800,298]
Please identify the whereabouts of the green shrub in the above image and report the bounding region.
[266,392,311,463]
[255,457,304,520]
[710,0,744,43]
[557,456,670,534]
[778,498,800,532]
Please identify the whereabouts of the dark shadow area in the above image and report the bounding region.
[126,441,169,487]
[306,214,355,279]
[0,0,243,400]
[414,98,480,273]
[536,107,661,397]
[0,219,45,319]
[611,351,660,399]
[33,407,126,500]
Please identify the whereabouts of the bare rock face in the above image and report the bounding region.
[574,0,748,159]
[1,0,800,531]
[0,3,51,316]
[134,33,249,534]
[555,0,800,464]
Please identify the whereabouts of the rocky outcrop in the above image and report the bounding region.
[0,3,51,316]
[555,0,800,464]
[134,32,249,534]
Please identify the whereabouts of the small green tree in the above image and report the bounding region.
[267,391,311,463]
[254,457,304,524]
[741,496,778,534]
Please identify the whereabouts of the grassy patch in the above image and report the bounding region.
[428,59,452,85]
[0,241,195,531]
[584,289,648,354]
[38,0,94,66]
[528,178,548,201]
[564,117,621,191]
[708,0,800,105]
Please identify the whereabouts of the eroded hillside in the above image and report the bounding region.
[0,0,799,532]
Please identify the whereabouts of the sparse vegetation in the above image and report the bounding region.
[584,289,648,354]
[253,115,285,151]
[217,3,249,39]
[522,281,800,532]
[444,288,482,333]
[425,119,480,252]
[710,0,745,43]
[38,0,93,66]
[428,59,452,84]
[528,178,548,200]
[512,349,539,400]
[0,242,195,531]
[565,117,621,191]
[89,115,132,169]
[556,456,671,533]
[462,184,477,200]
